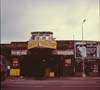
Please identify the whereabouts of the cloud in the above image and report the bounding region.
[1,0,100,43]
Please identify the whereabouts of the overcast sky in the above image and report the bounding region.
[1,0,100,43]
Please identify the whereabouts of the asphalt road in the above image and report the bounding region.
[1,78,100,90]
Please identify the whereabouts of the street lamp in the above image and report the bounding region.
[82,19,86,78]
[82,19,86,40]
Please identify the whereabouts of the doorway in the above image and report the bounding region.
[20,55,63,78]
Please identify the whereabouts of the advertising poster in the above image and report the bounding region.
[75,42,100,59]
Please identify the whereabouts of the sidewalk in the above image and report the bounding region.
[50,77,100,80]
[7,76,100,80]
[42,76,100,80]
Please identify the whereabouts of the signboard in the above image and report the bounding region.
[28,39,57,49]
[11,50,27,55]
[52,50,74,55]
[10,69,20,76]
[28,40,38,49]
[75,42,100,59]
[39,39,57,49]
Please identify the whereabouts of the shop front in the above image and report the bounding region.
[10,57,20,77]
[74,41,100,77]
[75,59,99,77]
[9,42,28,77]
[53,49,74,77]
[20,51,64,78]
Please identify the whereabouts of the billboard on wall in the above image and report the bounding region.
[75,41,100,59]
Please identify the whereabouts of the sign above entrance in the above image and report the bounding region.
[28,39,57,49]
[28,31,57,49]
[39,39,57,49]
[28,40,38,49]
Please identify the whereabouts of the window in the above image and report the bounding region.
[89,62,98,72]
[75,61,83,72]
[46,36,49,40]
[32,35,35,39]
[35,36,39,40]
[43,36,46,39]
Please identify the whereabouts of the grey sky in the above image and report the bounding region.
[1,0,100,43]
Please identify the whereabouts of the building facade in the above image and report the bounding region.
[0,32,100,77]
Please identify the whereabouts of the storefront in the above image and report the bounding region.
[52,49,74,77]
[74,41,100,77]
[9,42,28,77]
[0,32,100,78]
[20,54,63,77]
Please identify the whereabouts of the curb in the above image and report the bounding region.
[6,77,100,80]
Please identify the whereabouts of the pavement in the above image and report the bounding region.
[46,77,100,80]
[7,76,100,80]
[1,77,100,90]
[8,77,100,80]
